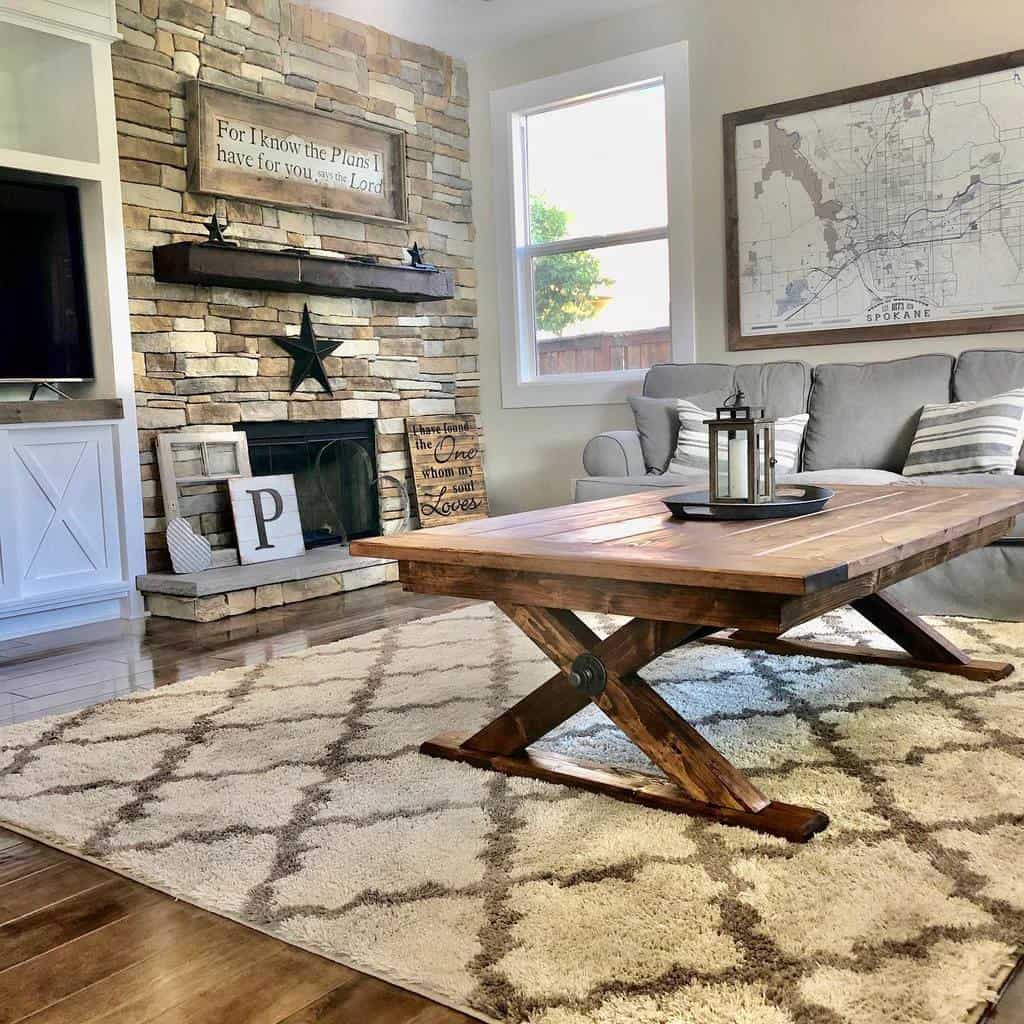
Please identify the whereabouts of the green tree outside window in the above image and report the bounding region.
[530,196,613,336]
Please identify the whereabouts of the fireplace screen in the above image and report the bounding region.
[236,420,380,548]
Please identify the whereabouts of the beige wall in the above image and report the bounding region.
[469,0,1024,513]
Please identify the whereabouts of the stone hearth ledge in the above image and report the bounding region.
[136,546,398,622]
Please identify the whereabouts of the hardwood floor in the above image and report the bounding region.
[0,582,476,723]
[0,584,1020,1022]
[0,585,475,1024]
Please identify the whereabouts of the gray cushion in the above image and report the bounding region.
[573,471,703,503]
[912,470,1024,490]
[953,348,1024,473]
[953,348,1024,400]
[643,361,810,418]
[803,354,954,472]
[733,361,812,418]
[778,468,908,486]
[628,391,722,474]
[643,363,735,402]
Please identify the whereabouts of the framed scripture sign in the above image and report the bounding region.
[406,415,489,528]
[228,474,306,565]
[187,82,407,225]
[724,49,1024,350]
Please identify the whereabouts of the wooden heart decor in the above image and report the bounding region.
[166,517,213,574]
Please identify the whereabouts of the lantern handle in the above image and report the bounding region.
[724,389,745,407]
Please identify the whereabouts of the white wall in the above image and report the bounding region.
[469,0,1024,513]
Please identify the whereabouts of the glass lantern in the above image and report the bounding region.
[705,392,777,504]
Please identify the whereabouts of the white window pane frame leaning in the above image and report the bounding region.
[492,43,695,409]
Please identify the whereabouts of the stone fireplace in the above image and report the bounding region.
[236,419,381,548]
[111,2,477,576]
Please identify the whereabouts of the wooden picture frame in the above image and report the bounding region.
[724,49,1024,351]
[156,430,252,520]
[406,415,489,528]
[187,81,408,225]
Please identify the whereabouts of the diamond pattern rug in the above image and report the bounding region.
[0,604,1022,1024]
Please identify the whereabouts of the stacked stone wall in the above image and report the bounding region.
[113,0,476,570]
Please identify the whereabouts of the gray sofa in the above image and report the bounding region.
[574,350,1024,620]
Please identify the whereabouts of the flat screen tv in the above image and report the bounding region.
[0,180,93,383]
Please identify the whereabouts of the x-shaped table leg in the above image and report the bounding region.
[709,592,1013,682]
[422,604,829,842]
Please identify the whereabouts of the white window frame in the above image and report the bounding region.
[492,42,695,409]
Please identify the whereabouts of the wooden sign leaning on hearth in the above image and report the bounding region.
[406,415,489,528]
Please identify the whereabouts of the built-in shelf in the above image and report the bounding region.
[0,399,124,424]
[153,242,455,303]
[0,21,100,164]
[0,0,146,640]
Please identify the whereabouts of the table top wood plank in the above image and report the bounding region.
[749,490,976,557]
[614,487,903,550]
[474,500,671,540]
[544,512,677,546]
[623,487,1019,563]
[482,487,931,554]
[422,490,659,537]
[740,490,1019,575]
[386,532,835,593]
[353,485,1024,596]
[634,487,952,555]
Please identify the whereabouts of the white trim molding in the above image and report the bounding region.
[0,0,119,43]
[491,42,695,409]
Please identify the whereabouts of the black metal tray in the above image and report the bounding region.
[663,484,835,521]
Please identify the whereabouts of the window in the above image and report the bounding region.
[492,44,693,408]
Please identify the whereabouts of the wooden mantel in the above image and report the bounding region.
[153,242,455,303]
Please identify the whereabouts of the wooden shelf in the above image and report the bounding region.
[153,242,454,303]
[0,399,124,425]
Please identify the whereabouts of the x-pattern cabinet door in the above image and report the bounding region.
[0,430,17,605]
[9,426,123,599]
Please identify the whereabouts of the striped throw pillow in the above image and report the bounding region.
[666,399,808,477]
[902,389,1024,477]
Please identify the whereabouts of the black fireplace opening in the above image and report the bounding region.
[236,420,380,548]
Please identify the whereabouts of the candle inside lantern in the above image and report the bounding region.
[728,433,749,499]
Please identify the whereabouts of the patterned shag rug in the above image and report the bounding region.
[0,604,1022,1024]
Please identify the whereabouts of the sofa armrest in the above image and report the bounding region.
[582,430,646,478]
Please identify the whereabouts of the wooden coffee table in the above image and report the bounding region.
[352,484,1024,842]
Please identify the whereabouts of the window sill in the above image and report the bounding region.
[500,369,646,409]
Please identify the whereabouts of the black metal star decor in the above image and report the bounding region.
[405,241,436,270]
[203,213,237,247]
[272,304,342,395]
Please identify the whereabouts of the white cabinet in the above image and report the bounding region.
[0,418,130,638]
[0,0,148,638]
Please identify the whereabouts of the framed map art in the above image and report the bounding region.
[724,50,1024,350]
